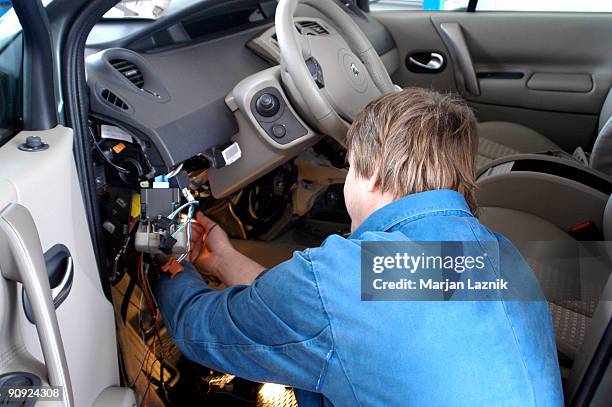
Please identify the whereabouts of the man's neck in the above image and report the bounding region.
[351,193,396,232]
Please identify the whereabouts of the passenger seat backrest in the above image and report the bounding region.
[598,88,612,134]
[565,193,612,405]
[604,190,612,242]
[588,88,612,174]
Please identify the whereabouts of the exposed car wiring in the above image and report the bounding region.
[110,219,140,285]
[130,188,202,404]
[165,163,184,179]
[136,253,166,407]
[168,196,199,262]
[94,126,309,404]
[228,195,248,239]
[88,117,157,180]
[88,124,131,174]
[108,186,201,405]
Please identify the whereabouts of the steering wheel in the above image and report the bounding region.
[275,0,396,145]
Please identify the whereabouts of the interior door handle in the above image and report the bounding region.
[408,53,444,70]
[22,246,74,324]
[0,203,74,407]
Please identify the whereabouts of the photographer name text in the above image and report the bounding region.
[370,252,508,292]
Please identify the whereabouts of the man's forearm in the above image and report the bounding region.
[214,249,265,286]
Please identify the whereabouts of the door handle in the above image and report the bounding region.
[406,51,446,73]
[408,53,444,70]
[22,245,74,324]
[0,203,74,407]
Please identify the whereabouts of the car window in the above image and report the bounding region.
[103,0,172,19]
[370,0,470,12]
[476,0,612,12]
[0,0,23,147]
[0,1,10,18]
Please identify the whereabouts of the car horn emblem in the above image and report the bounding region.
[350,63,360,77]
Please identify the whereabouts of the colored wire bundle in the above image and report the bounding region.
[136,254,167,407]
[168,198,199,263]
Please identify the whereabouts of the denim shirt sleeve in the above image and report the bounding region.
[154,249,333,392]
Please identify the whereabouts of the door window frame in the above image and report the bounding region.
[0,2,23,147]
[364,0,612,13]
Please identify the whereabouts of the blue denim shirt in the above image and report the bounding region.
[155,189,563,406]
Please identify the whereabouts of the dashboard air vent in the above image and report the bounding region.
[296,21,329,35]
[101,89,128,110]
[110,59,144,89]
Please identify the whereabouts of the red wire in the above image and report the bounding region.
[136,253,166,406]
[141,338,156,407]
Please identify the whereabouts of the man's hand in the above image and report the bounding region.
[188,212,265,286]
[189,212,231,275]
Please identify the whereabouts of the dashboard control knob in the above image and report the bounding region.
[271,125,286,139]
[255,93,280,117]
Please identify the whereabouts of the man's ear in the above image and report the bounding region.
[366,168,381,193]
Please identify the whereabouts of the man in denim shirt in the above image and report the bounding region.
[155,88,563,406]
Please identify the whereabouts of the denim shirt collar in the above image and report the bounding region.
[350,189,473,239]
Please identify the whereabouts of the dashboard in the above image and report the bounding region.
[85,0,398,197]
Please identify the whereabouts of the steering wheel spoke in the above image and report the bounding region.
[307,34,381,122]
[296,30,313,60]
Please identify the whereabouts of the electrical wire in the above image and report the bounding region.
[134,253,168,407]
[168,200,198,220]
[128,193,200,404]
[125,342,151,387]
[167,199,198,263]
[111,220,140,285]
[139,340,155,407]
[88,125,131,174]
[176,216,194,263]
[165,163,183,179]
[228,199,248,240]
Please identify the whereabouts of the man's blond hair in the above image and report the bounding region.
[346,87,478,213]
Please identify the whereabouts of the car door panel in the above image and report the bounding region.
[431,13,612,113]
[375,10,612,150]
[377,12,458,92]
[0,127,119,406]
[0,202,73,405]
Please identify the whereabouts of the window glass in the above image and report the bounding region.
[0,1,11,18]
[0,0,23,146]
[103,0,172,19]
[0,0,53,49]
[476,0,612,12]
[370,0,470,12]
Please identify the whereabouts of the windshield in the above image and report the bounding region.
[103,0,172,19]
[0,0,53,48]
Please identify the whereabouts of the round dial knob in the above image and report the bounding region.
[255,93,280,117]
